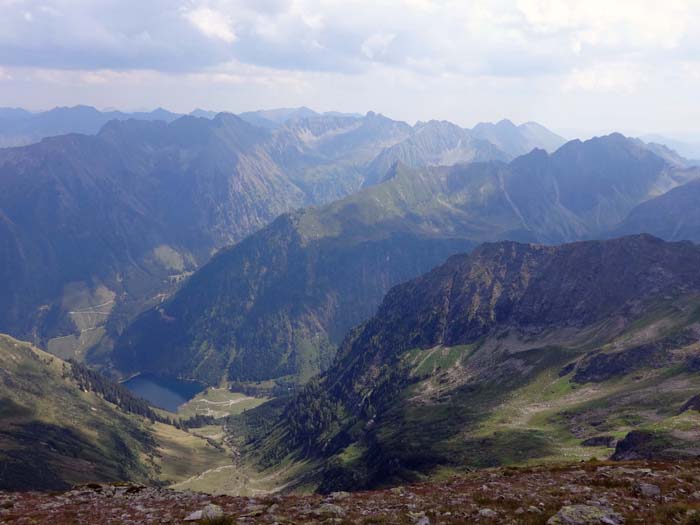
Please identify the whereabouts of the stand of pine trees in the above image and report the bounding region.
[66,361,218,429]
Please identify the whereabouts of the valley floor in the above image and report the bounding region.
[2,460,699,524]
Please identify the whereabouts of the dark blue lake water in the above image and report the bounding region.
[121,373,204,412]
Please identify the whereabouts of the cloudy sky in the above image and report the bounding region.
[1,0,699,136]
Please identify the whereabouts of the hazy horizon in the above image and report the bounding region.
[1,1,700,138]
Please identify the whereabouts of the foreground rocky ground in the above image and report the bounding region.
[1,461,699,524]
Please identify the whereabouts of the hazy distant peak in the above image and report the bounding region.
[511,146,549,164]
[189,108,218,119]
[496,118,516,127]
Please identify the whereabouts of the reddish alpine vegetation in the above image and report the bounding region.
[1,460,699,524]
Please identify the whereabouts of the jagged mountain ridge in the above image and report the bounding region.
[266,112,413,202]
[363,120,511,186]
[111,133,700,388]
[253,235,700,491]
[471,118,566,156]
[0,105,182,148]
[362,118,567,187]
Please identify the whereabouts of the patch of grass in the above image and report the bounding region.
[0,335,160,490]
[177,387,267,419]
[151,422,232,483]
[408,345,474,377]
[654,503,700,525]
[338,442,366,465]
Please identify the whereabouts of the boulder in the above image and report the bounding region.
[681,394,700,413]
[313,503,346,517]
[184,503,224,521]
[547,504,624,524]
[635,483,661,498]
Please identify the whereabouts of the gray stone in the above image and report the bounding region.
[184,503,224,521]
[314,503,346,517]
[547,504,624,525]
[636,482,661,498]
[479,508,498,518]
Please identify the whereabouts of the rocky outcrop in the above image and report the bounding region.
[682,395,700,413]
[572,330,697,383]
[612,430,700,461]
[547,504,623,524]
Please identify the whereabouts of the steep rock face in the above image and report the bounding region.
[323,235,700,376]
[254,235,700,491]
[611,430,700,461]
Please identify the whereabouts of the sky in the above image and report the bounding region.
[1,0,700,137]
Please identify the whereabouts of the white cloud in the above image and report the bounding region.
[517,0,689,50]
[1,1,700,133]
[183,6,236,43]
[564,62,648,94]
[360,33,396,60]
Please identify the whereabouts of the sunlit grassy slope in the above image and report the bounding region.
[0,334,232,491]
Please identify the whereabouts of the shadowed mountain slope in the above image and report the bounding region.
[0,113,308,359]
[251,235,700,491]
[610,178,700,242]
[0,334,158,490]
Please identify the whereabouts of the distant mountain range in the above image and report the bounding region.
[0,105,182,147]
[237,107,363,129]
[247,234,700,491]
[639,133,700,163]
[0,106,566,364]
[111,133,700,388]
